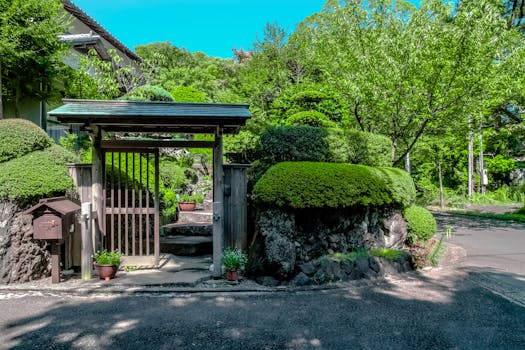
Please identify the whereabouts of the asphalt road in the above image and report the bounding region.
[0,214,524,350]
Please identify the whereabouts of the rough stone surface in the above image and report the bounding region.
[250,206,409,281]
[0,200,50,284]
[290,272,313,286]
[255,275,280,287]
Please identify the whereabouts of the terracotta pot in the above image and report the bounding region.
[226,270,239,281]
[179,201,196,211]
[94,263,118,280]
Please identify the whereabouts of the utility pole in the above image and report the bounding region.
[468,116,473,199]
[479,113,485,196]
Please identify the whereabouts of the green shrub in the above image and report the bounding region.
[121,85,174,102]
[253,162,414,209]
[346,130,392,167]
[0,145,75,203]
[0,119,52,163]
[371,167,416,206]
[515,206,525,215]
[259,126,329,163]
[222,248,248,272]
[224,130,260,163]
[93,250,122,267]
[285,110,337,128]
[170,86,207,102]
[403,206,437,242]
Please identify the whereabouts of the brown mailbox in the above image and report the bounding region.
[26,197,80,241]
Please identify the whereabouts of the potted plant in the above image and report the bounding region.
[178,193,204,212]
[222,248,247,281]
[93,250,122,281]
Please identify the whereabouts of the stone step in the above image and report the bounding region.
[162,222,212,237]
[160,235,213,256]
[201,199,213,211]
[177,210,212,224]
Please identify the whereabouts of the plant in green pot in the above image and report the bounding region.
[222,248,247,281]
[93,250,122,281]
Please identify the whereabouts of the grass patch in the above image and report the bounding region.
[446,210,525,223]
[325,248,404,263]
[370,248,404,260]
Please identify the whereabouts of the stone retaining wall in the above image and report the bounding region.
[249,206,410,281]
[0,200,50,284]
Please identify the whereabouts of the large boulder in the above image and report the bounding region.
[249,206,409,279]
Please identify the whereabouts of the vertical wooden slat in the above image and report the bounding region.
[146,153,150,256]
[92,128,104,253]
[117,152,122,252]
[110,152,115,251]
[125,153,129,255]
[154,149,160,264]
[139,154,143,256]
[132,153,136,256]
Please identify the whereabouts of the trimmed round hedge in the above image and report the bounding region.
[403,206,437,242]
[0,145,75,203]
[253,162,415,209]
[0,119,52,163]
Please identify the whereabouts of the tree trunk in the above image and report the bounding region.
[14,84,20,118]
[438,160,445,209]
[405,152,411,174]
[391,138,397,164]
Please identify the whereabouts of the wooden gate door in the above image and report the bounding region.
[103,150,159,261]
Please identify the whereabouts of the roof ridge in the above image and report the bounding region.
[62,0,142,62]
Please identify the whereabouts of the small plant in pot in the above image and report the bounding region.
[93,250,122,281]
[178,193,204,212]
[222,248,247,281]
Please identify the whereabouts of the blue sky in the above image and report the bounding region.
[73,0,420,59]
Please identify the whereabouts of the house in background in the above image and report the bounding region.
[2,0,141,141]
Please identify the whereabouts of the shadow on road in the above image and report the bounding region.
[2,269,525,349]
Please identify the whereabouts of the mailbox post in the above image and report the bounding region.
[25,197,81,283]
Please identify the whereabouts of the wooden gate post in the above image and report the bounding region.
[91,127,104,252]
[212,128,224,278]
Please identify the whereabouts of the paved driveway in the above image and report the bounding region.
[435,213,525,307]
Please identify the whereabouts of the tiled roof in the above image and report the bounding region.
[62,0,141,62]
[48,99,251,134]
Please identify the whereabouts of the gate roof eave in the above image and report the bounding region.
[48,99,252,134]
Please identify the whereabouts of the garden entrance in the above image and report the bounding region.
[49,99,251,277]
[102,150,159,258]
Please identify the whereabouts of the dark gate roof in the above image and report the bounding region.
[48,99,252,134]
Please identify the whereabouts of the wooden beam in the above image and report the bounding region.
[91,127,104,253]
[101,140,215,150]
[212,128,224,278]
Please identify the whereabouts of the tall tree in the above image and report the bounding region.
[0,0,68,117]
[291,0,525,164]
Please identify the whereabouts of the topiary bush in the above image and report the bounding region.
[346,130,392,167]
[121,85,174,102]
[253,162,414,209]
[0,145,76,204]
[372,167,416,206]
[403,205,437,242]
[259,126,329,163]
[285,110,337,128]
[0,119,53,163]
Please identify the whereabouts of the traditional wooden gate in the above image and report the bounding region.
[103,149,159,260]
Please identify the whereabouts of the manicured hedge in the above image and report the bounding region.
[0,119,52,163]
[345,130,392,167]
[403,206,437,242]
[371,167,416,206]
[0,145,75,203]
[259,126,329,162]
[253,162,414,209]
[285,110,336,128]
